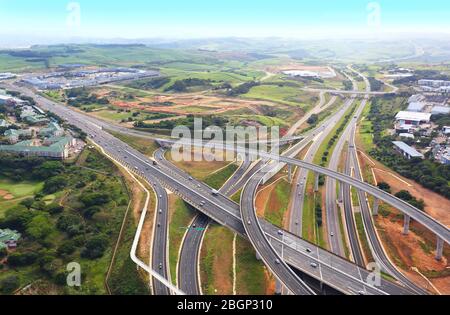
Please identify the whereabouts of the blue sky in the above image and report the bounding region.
[0,0,449,39]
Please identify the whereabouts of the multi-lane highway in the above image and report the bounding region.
[176,154,251,295]
[6,82,447,295]
[150,180,171,295]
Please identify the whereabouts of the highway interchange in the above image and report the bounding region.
[2,69,449,295]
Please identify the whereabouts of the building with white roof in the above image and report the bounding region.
[407,102,426,112]
[392,141,424,160]
[395,111,431,126]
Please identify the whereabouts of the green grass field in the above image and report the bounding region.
[235,236,268,294]
[204,163,238,190]
[264,179,291,227]
[0,178,44,218]
[200,224,234,295]
[243,84,311,107]
[168,198,196,284]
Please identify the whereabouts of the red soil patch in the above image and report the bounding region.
[372,168,450,226]
[3,194,14,200]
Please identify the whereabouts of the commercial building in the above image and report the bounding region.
[393,141,424,160]
[0,136,75,159]
[0,73,16,81]
[407,102,426,112]
[395,111,431,131]
[431,106,450,116]
[418,80,450,88]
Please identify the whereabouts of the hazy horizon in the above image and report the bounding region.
[1,0,450,48]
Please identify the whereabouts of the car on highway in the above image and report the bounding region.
[306,248,312,253]
[159,263,163,269]
[275,259,281,265]
[310,262,318,268]
[277,230,284,236]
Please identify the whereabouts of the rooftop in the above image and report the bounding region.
[395,111,431,122]
[393,141,424,158]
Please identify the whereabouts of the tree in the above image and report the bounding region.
[20,198,35,209]
[46,203,64,215]
[80,192,110,207]
[81,234,109,259]
[43,175,67,194]
[33,161,64,179]
[26,214,53,239]
[377,182,391,193]
[0,247,7,259]
[0,275,20,294]
[0,205,35,231]
[7,252,38,267]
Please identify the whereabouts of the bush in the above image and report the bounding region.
[0,247,7,259]
[81,234,109,259]
[377,182,391,193]
[0,275,20,294]
[26,214,54,239]
[7,252,38,267]
[43,175,67,194]
[46,203,64,215]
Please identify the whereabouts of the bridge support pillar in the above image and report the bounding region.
[314,172,320,192]
[435,237,444,261]
[373,198,379,216]
[288,165,293,183]
[402,214,411,235]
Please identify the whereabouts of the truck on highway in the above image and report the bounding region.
[211,189,219,196]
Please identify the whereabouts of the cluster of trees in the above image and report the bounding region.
[66,88,109,107]
[0,149,129,291]
[226,81,259,96]
[368,77,384,91]
[393,70,450,85]
[134,114,228,131]
[164,78,214,92]
[395,190,425,211]
[368,98,450,198]
[320,106,357,166]
[125,77,170,90]
[307,114,319,125]
[377,183,425,211]
[0,155,64,182]
[343,80,353,91]
[315,197,323,227]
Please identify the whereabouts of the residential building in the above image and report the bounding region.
[0,229,21,250]
[392,141,424,160]
[443,126,450,135]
